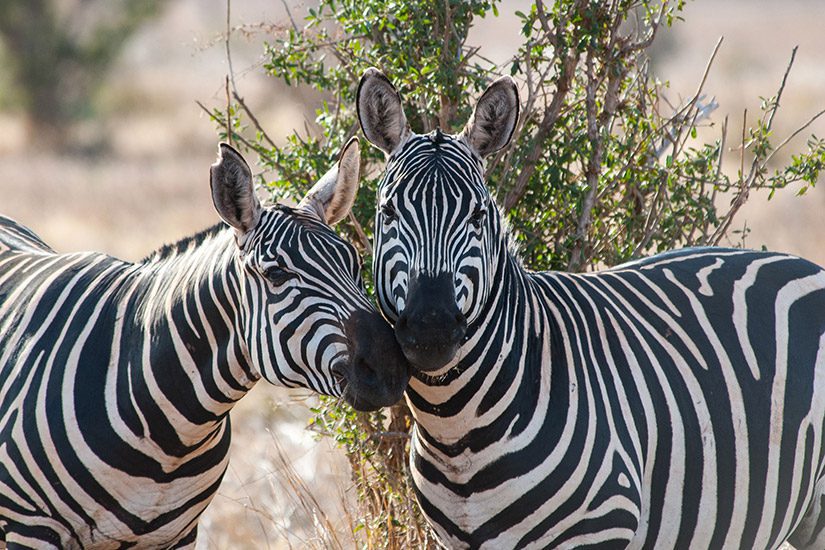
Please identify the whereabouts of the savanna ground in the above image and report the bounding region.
[0,0,823,547]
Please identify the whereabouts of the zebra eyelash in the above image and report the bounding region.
[380,202,398,222]
[262,265,295,286]
[469,204,487,228]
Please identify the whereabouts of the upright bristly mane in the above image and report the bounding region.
[140,222,227,263]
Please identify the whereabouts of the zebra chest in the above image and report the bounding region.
[410,434,643,549]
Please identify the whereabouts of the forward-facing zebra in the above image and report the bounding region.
[357,68,825,549]
[0,139,409,548]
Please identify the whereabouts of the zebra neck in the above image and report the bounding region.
[407,249,552,450]
[125,228,257,450]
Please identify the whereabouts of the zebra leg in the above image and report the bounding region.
[788,477,825,549]
[169,525,198,549]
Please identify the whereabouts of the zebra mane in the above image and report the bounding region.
[493,198,526,270]
[141,222,227,263]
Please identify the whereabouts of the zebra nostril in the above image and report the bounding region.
[355,357,378,387]
[455,311,466,325]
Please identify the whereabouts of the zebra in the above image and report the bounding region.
[0,138,409,549]
[357,67,825,549]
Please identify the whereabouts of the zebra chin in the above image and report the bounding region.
[337,309,411,411]
[398,343,462,374]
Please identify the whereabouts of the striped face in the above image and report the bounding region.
[373,133,503,368]
[212,141,408,410]
[358,69,519,371]
[239,206,367,394]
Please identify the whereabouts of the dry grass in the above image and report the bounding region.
[195,386,358,550]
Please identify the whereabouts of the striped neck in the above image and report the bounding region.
[406,243,553,449]
[121,226,256,452]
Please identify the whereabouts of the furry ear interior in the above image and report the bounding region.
[461,75,520,158]
[298,137,360,225]
[357,68,409,154]
[210,143,262,233]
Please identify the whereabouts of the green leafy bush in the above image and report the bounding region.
[204,1,825,546]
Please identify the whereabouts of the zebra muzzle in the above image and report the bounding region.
[340,309,411,411]
[394,273,467,372]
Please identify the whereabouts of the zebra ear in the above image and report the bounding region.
[357,67,409,154]
[298,137,360,225]
[461,75,520,158]
[210,143,262,234]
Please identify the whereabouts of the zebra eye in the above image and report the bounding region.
[470,205,487,228]
[381,202,397,222]
[263,266,294,286]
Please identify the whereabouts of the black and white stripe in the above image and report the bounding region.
[359,69,825,549]
[0,140,408,548]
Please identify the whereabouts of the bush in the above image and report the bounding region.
[204,1,825,546]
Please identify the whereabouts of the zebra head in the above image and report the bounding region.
[358,69,519,373]
[210,138,409,410]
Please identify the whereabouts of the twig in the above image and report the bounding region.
[765,46,797,133]
[438,0,454,128]
[368,431,412,441]
[740,108,747,185]
[503,47,580,211]
[711,46,801,244]
[225,76,232,146]
[347,212,372,255]
[763,107,825,167]
[225,0,237,94]
[502,0,587,211]
[196,100,279,165]
[232,91,278,150]
[568,51,607,271]
[711,108,749,245]
[279,0,299,33]
[534,0,556,45]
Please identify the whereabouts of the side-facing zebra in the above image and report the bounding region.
[0,138,409,548]
[357,68,825,549]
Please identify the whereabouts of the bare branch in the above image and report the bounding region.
[224,76,232,146]
[568,51,605,271]
[438,0,454,129]
[502,47,580,211]
[347,212,372,255]
[232,92,278,150]
[763,107,825,167]
[279,0,299,33]
[765,45,798,131]
[225,0,238,94]
[535,0,556,45]
[711,46,800,245]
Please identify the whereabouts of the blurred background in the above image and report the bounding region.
[0,0,823,547]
